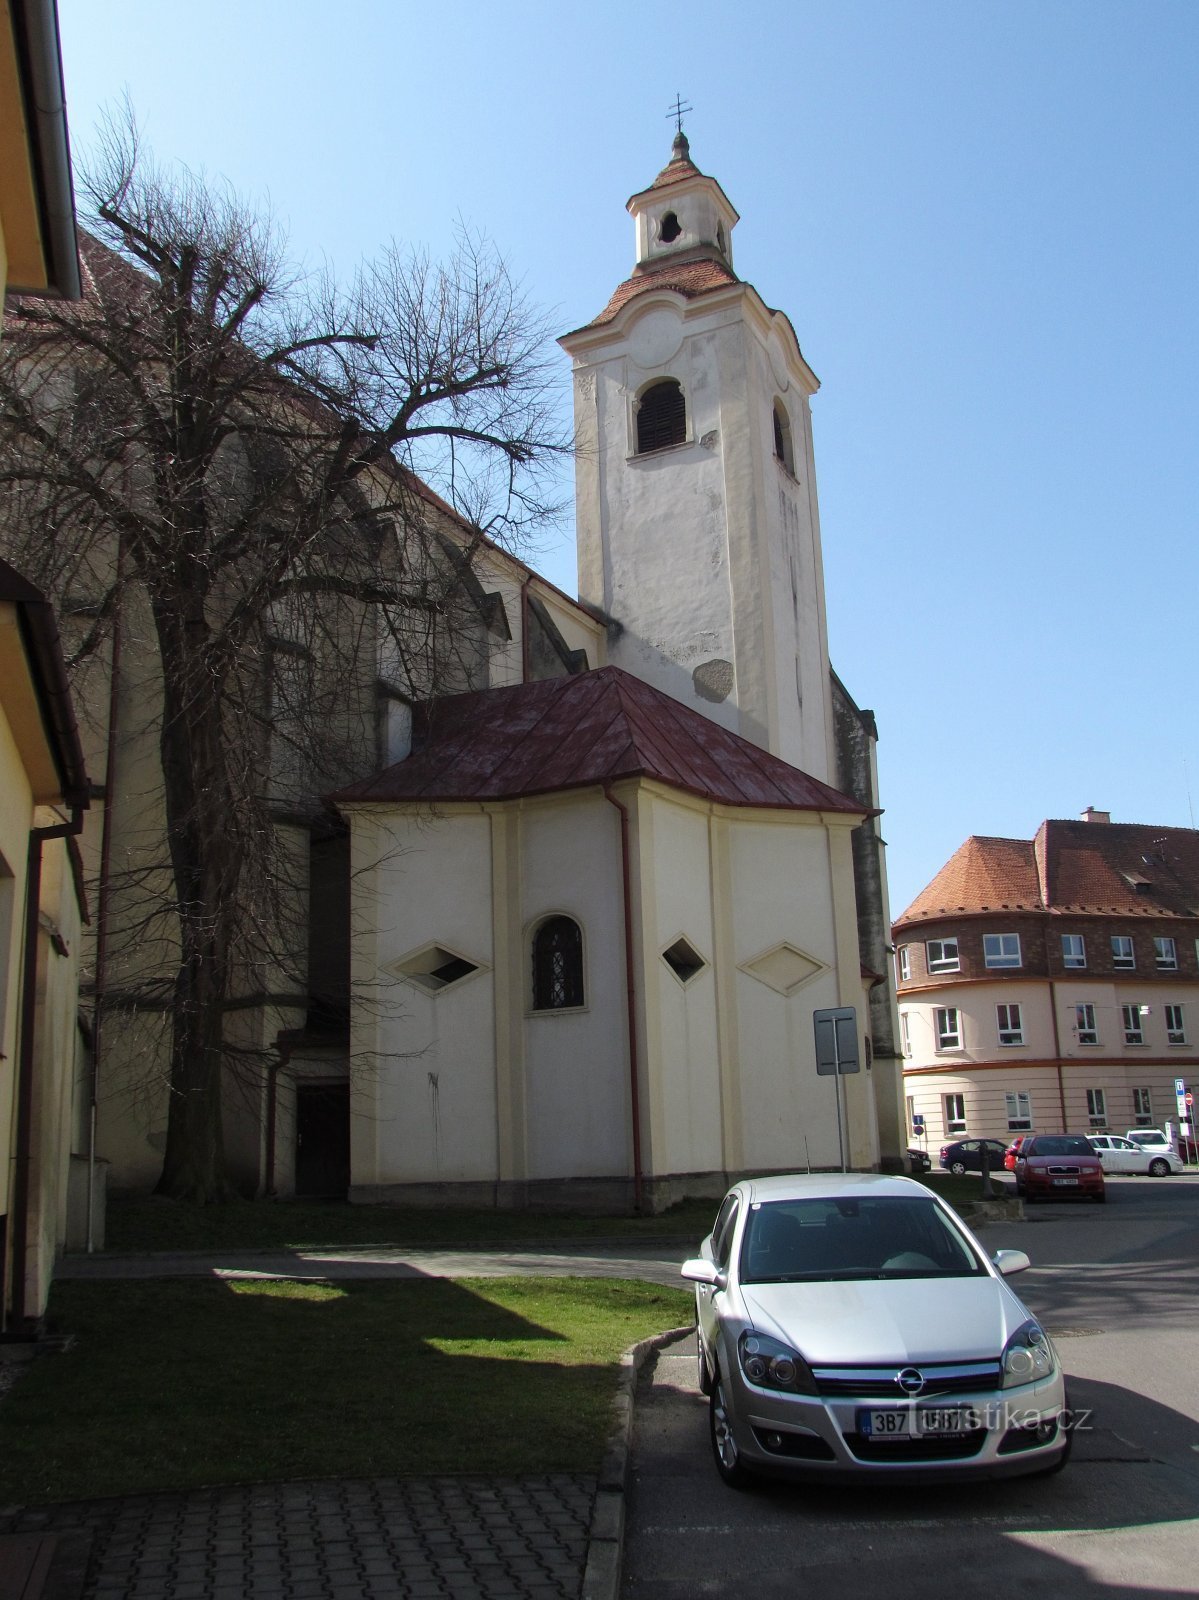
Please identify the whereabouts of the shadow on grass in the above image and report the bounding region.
[1,1275,691,1505]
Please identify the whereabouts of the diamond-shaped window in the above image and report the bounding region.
[740,942,824,997]
[393,943,483,994]
[662,936,706,984]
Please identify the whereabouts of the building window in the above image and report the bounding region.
[900,1011,913,1057]
[658,210,682,243]
[926,938,959,974]
[934,1007,961,1050]
[944,1092,967,1135]
[661,936,706,984]
[636,379,686,454]
[531,916,585,1011]
[997,1003,1024,1046]
[898,946,911,982]
[1154,936,1178,970]
[983,932,1021,969]
[1075,1003,1099,1045]
[1165,1003,1187,1044]
[1086,1088,1107,1127]
[1062,934,1086,969]
[1133,1087,1153,1125]
[1111,935,1135,969]
[1005,1092,1033,1132]
[772,401,795,473]
[1121,1004,1146,1045]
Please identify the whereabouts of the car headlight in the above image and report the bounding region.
[737,1331,816,1394]
[1001,1320,1055,1388]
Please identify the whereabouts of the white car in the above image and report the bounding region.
[682,1173,1069,1487]
[1089,1134,1182,1176]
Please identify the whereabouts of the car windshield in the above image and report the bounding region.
[738,1195,986,1284]
[1030,1137,1094,1156]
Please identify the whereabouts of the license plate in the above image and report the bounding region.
[858,1407,971,1437]
[1051,1178,1078,1186]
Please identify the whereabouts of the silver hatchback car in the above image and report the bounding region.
[682,1173,1069,1486]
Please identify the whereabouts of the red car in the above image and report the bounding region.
[1014,1134,1105,1203]
[1004,1135,1033,1171]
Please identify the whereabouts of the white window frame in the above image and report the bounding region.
[898,946,911,982]
[1165,1003,1187,1045]
[1086,1087,1107,1127]
[983,932,1021,969]
[1155,936,1178,971]
[1061,933,1086,969]
[943,1092,966,1135]
[996,1002,1024,1046]
[1122,1004,1146,1046]
[1004,1091,1033,1131]
[934,1006,962,1051]
[1133,1087,1153,1124]
[926,938,960,974]
[900,1011,913,1058]
[1075,1003,1099,1046]
[1111,935,1135,970]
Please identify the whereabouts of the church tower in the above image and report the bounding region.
[560,132,837,783]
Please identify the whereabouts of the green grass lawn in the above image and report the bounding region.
[104,1195,721,1253]
[1,1276,692,1506]
[101,1176,1010,1257]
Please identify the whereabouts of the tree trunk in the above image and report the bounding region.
[152,592,243,1203]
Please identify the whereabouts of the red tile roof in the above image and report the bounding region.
[895,820,1199,925]
[332,665,866,815]
[588,256,740,328]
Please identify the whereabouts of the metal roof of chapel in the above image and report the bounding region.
[332,665,866,815]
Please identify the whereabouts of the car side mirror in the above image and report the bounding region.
[681,1258,726,1289]
[992,1249,1031,1276]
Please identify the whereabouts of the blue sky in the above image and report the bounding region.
[56,0,1199,918]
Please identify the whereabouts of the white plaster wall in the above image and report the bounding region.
[642,793,723,1174]
[0,700,33,1189]
[727,819,847,1170]
[520,797,629,1178]
[571,294,836,784]
[584,316,741,739]
[353,809,500,1183]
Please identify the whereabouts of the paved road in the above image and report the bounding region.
[622,1175,1199,1599]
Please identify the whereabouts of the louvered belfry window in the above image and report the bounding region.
[636,379,686,454]
[532,916,584,1010]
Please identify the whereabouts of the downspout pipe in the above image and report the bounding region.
[603,785,644,1213]
[88,552,124,1251]
[1048,979,1068,1131]
[10,804,86,1332]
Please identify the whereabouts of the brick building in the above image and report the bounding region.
[894,810,1198,1152]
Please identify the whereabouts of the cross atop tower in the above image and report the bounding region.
[666,94,692,135]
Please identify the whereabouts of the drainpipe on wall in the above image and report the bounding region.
[88,561,124,1252]
[10,804,86,1331]
[1048,979,1068,1131]
[602,785,644,1213]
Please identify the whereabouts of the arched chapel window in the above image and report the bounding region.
[531,916,585,1011]
[773,400,795,474]
[636,379,686,455]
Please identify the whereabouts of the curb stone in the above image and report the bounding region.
[580,1323,691,1600]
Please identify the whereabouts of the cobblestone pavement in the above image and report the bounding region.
[0,1475,595,1599]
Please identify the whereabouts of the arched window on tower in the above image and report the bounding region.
[772,400,795,475]
[531,916,585,1011]
[658,211,682,243]
[636,379,687,454]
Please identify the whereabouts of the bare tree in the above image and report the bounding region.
[0,112,570,1202]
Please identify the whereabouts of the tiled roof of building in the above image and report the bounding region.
[332,665,867,815]
[895,819,1199,925]
[587,256,741,328]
